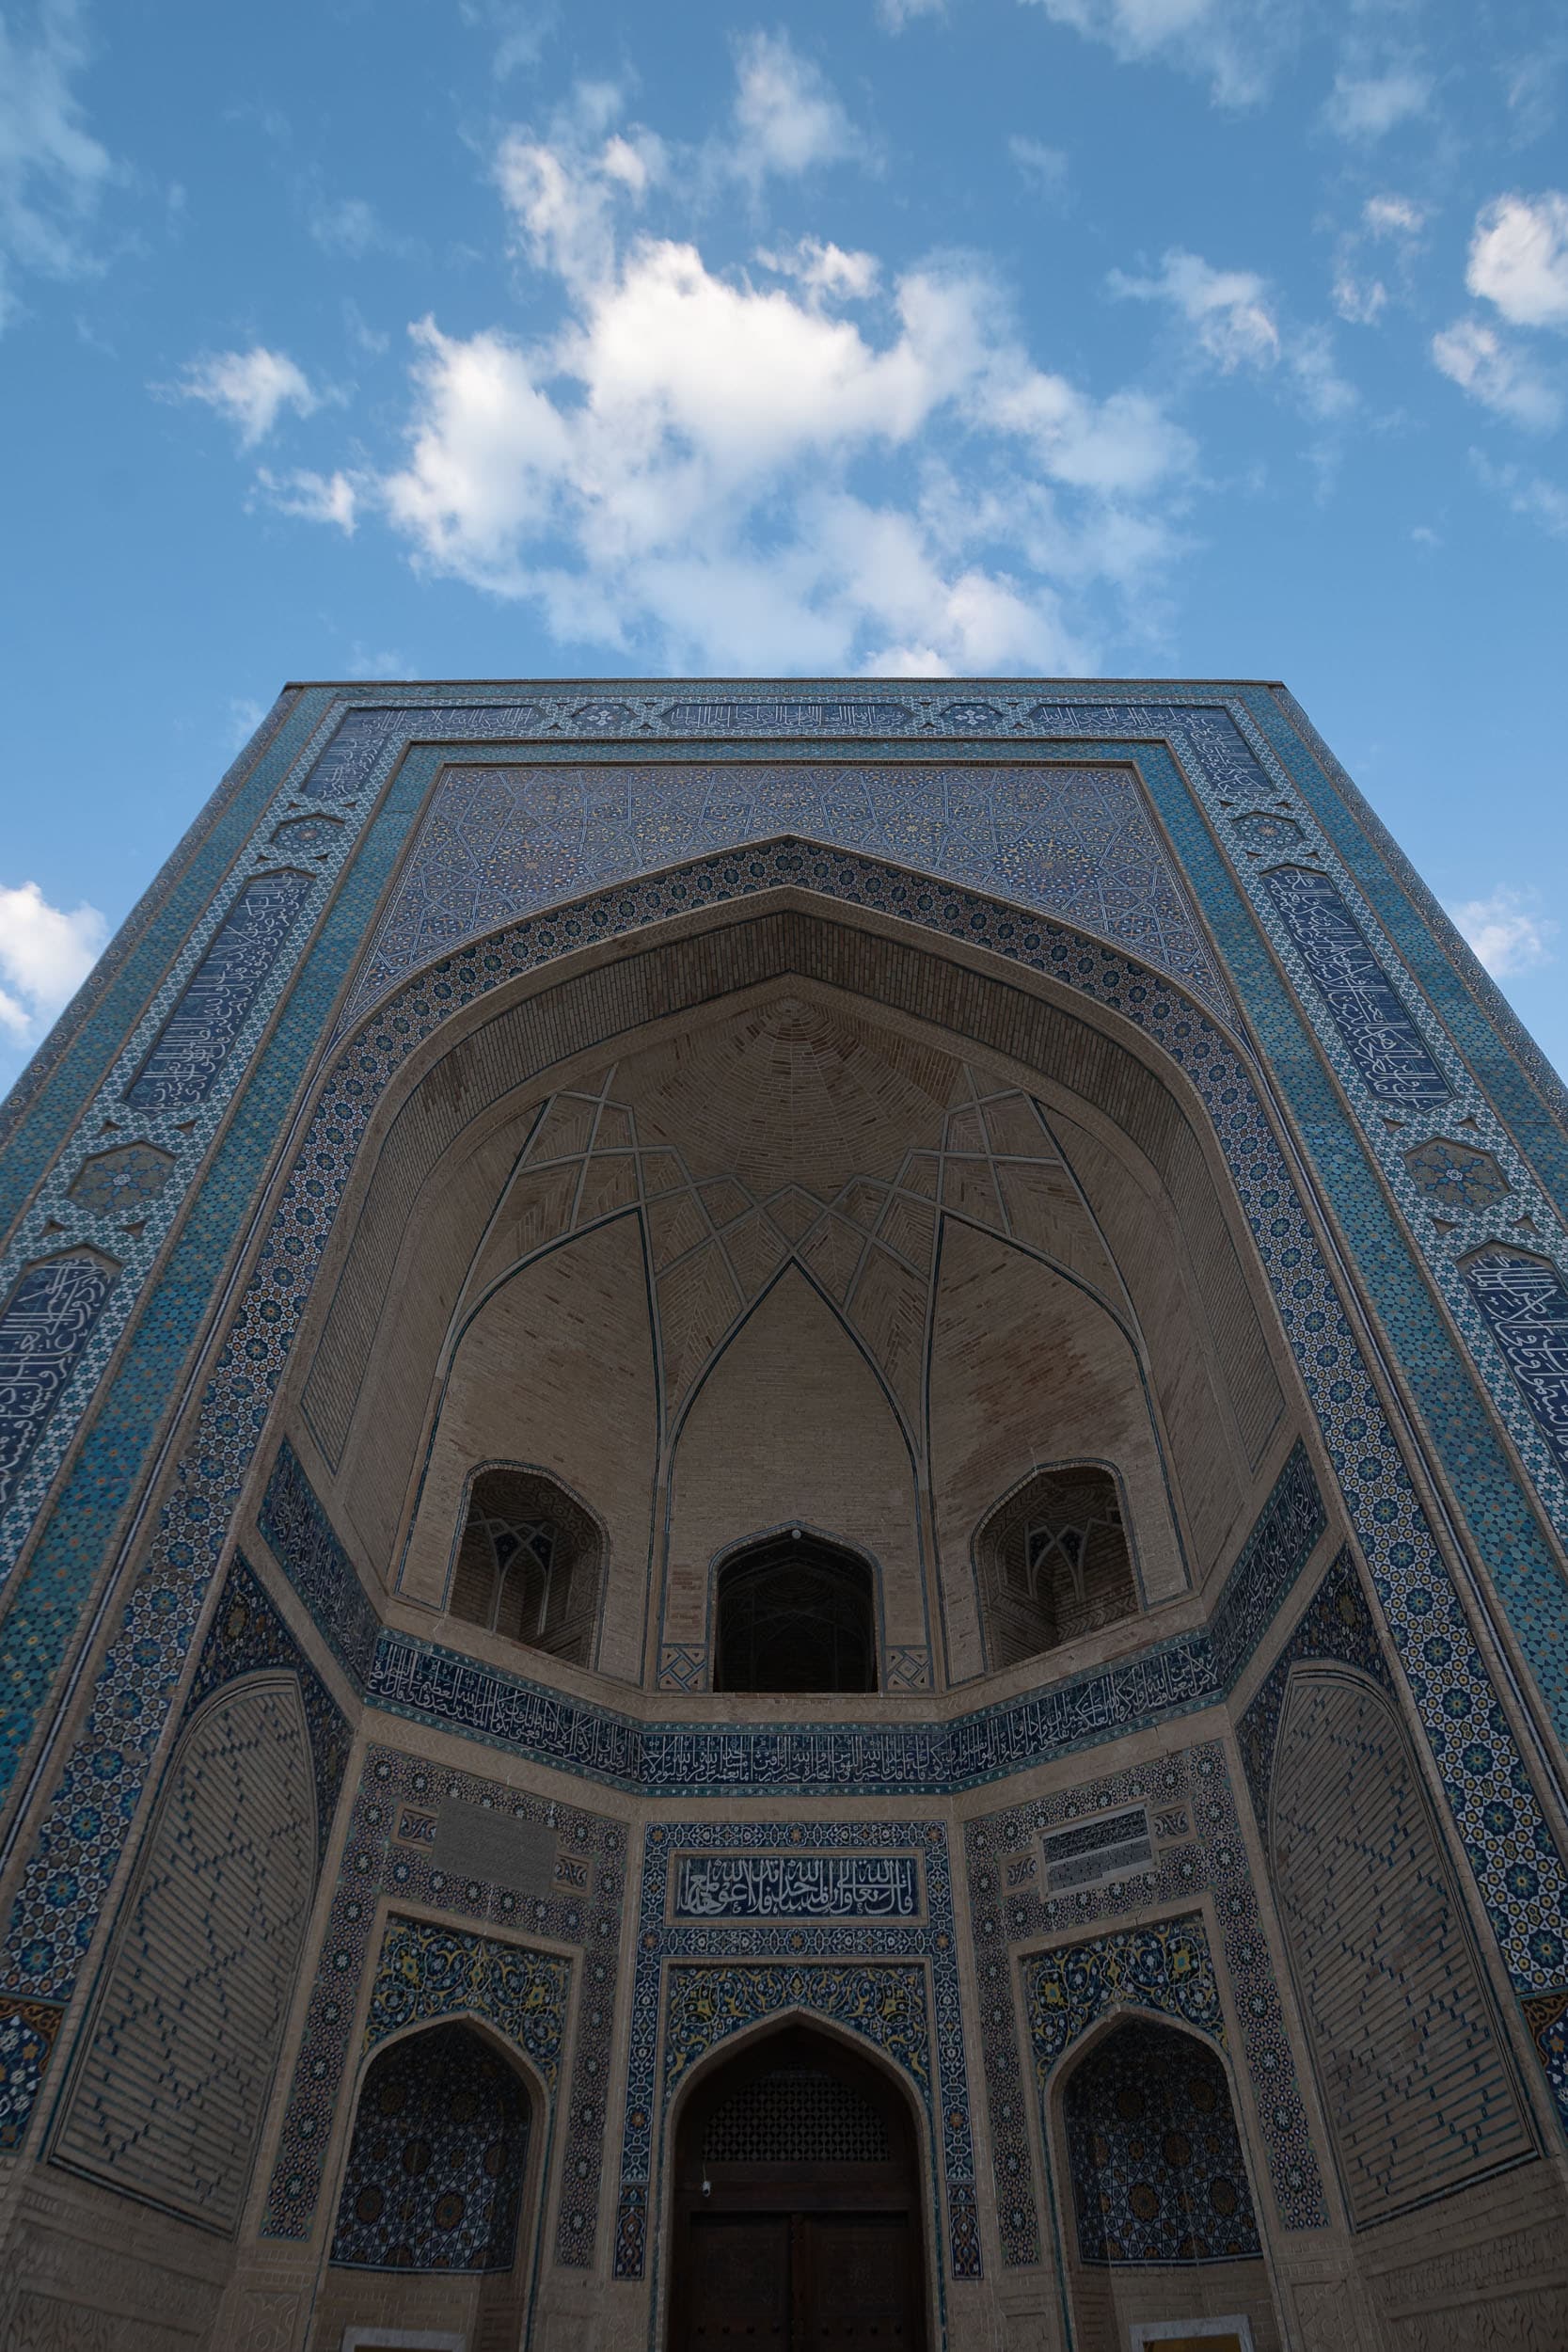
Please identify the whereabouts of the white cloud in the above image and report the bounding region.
[459,0,555,79]
[1008,135,1069,198]
[0,0,113,328]
[309,195,381,258]
[274,87,1196,675]
[1110,248,1280,370]
[255,465,357,530]
[1471,451,1568,537]
[1017,0,1296,109]
[1466,192,1568,330]
[1289,325,1356,421]
[166,345,321,446]
[227,695,265,750]
[1323,62,1432,142]
[1333,270,1386,326]
[1431,317,1561,430]
[346,645,417,678]
[0,879,105,1044]
[728,31,859,184]
[1364,195,1425,241]
[757,237,880,302]
[1449,887,1559,978]
[1334,195,1425,327]
[878,0,945,24]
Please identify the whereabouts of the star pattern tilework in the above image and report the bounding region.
[613,1818,976,2291]
[261,1744,622,2269]
[0,687,1563,2165]
[968,1740,1326,2267]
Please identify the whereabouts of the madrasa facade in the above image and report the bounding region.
[0,678,1565,2352]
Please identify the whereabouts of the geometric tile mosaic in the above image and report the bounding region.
[67,1142,176,1218]
[1027,693,1568,1556]
[615,1819,977,2291]
[0,698,556,1597]
[341,757,1233,1031]
[6,831,1566,2168]
[1062,2016,1263,2265]
[968,1740,1328,2265]
[256,1438,1321,1794]
[1404,1136,1510,1212]
[328,2018,532,2274]
[261,1744,622,2270]
[2,673,1566,2189]
[0,1248,119,1515]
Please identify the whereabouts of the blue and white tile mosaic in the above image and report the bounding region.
[340,756,1232,1030]
[1026,694,1568,1558]
[1463,1248,1568,1482]
[328,2011,533,2275]
[126,871,316,1111]
[261,1742,622,2266]
[0,1250,120,1515]
[3,704,1565,2158]
[614,1818,977,2295]
[1022,1913,1227,2069]
[968,1740,1328,2267]
[253,1438,1318,1796]
[1251,866,1450,1106]
[1061,2012,1262,2265]
[0,695,560,1602]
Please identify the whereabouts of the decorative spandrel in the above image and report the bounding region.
[341,759,1232,1029]
[127,870,313,1111]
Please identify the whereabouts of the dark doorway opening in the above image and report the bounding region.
[713,1535,876,1693]
[670,2026,927,2351]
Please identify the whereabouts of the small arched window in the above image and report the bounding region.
[714,1533,876,1694]
[451,1467,600,1667]
[974,1464,1135,1670]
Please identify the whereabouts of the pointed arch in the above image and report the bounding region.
[51,1673,318,2231]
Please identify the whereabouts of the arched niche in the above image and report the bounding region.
[51,1675,317,2232]
[277,901,1302,1695]
[665,1264,923,1684]
[712,1528,878,1693]
[927,1219,1183,1683]
[311,2017,543,2351]
[666,2019,931,2352]
[1049,2012,1284,2352]
[398,1212,657,1684]
[972,1460,1137,1671]
[1267,1666,1535,2227]
[448,1462,605,1667]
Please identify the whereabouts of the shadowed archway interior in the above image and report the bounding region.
[713,1533,877,1694]
[670,2025,928,2352]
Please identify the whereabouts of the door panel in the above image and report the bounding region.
[686,2212,792,2345]
[801,2214,917,2346]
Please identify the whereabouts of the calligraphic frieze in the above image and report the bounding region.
[673,1852,920,1921]
[1464,1249,1568,1479]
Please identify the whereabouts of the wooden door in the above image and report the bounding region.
[670,2029,927,2352]
[685,2212,792,2345]
[799,2211,918,2346]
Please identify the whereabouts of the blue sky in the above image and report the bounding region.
[2,0,1566,1095]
